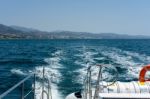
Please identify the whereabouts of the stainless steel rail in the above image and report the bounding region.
[42,67,52,99]
[83,66,92,99]
[93,64,102,99]
[0,74,36,99]
[0,67,52,99]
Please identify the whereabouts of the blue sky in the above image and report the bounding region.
[0,0,150,35]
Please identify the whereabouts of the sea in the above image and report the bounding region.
[0,39,150,99]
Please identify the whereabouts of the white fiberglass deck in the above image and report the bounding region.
[98,81,150,99]
[99,93,150,99]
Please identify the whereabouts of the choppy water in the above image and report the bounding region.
[0,39,150,99]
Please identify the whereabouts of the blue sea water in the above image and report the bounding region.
[0,39,150,99]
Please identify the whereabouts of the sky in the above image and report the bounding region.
[0,0,150,35]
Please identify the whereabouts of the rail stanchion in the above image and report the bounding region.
[21,82,24,99]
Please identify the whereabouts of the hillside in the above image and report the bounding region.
[0,24,149,39]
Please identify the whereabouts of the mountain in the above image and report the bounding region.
[0,24,50,39]
[0,24,27,38]
[10,25,40,33]
[0,24,150,39]
[47,31,150,39]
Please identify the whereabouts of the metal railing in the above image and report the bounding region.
[83,64,118,99]
[83,66,92,99]
[0,74,36,99]
[0,67,52,99]
[93,65,102,99]
[41,67,52,99]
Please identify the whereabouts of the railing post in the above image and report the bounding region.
[48,80,50,99]
[94,65,102,99]
[48,79,52,99]
[89,70,92,99]
[42,67,45,99]
[84,78,87,99]
[21,82,24,99]
[33,74,36,99]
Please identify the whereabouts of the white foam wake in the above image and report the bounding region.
[10,50,63,99]
[100,47,150,80]
[74,46,150,83]
[35,50,63,99]
[34,81,62,99]
[11,69,27,76]
[74,47,99,83]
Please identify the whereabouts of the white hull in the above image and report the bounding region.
[66,81,150,99]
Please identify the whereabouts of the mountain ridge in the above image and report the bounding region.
[0,24,149,39]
